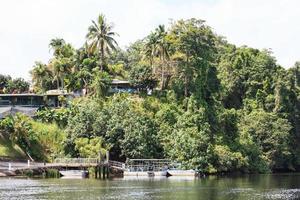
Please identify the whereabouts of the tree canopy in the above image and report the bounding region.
[2,14,300,173]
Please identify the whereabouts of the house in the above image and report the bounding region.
[0,92,74,118]
[109,79,137,94]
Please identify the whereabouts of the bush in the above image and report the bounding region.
[31,121,66,161]
[45,169,60,178]
[213,145,247,173]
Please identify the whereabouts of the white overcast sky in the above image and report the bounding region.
[0,0,299,80]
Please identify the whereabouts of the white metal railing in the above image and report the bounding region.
[108,160,125,169]
[54,158,99,165]
[0,161,44,172]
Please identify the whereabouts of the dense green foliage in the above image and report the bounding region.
[2,14,300,174]
[0,75,29,93]
[0,114,65,161]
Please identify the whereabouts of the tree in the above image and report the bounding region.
[169,19,218,99]
[239,110,291,172]
[121,110,163,159]
[0,74,12,93]
[49,38,66,57]
[129,63,157,91]
[30,61,53,92]
[74,137,107,158]
[154,25,171,90]
[49,58,71,90]
[76,67,92,95]
[5,78,30,93]
[144,25,172,90]
[90,68,111,98]
[48,38,75,90]
[86,14,118,71]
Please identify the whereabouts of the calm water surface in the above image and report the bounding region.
[1,174,300,200]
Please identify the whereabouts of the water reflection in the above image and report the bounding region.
[0,174,300,200]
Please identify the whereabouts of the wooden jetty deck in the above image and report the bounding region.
[0,158,196,178]
[0,158,126,178]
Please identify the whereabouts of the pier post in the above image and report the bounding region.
[106,165,109,178]
[95,167,98,179]
[99,166,102,179]
[102,166,106,179]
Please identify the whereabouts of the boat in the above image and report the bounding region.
[59,170,89,179]
[167,169,196,177]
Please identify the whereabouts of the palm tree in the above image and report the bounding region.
[143,32,158,67]
[49,38,66,57]
[49,58,71,91]
[155,25,170,90]
[48,38,75,91]
[77,67,92,95]
[144,25,170,90]
[86,14,118,71]
[30,61,52,92]
[90,67,111,98]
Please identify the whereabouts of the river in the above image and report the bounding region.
[1,174,300,200]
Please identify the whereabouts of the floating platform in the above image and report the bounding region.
[123,170,196,177]
[123,171,168,177]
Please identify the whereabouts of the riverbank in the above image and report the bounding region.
[0,133,27,160]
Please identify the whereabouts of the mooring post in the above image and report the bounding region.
[102,166,106,179]
[95,167,98,179]
[27,160,30,168]
[8,163,11,171]
[106,165,109,178]
[98,166,101,179]
[103,166,106,179]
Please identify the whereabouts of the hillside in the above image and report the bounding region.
[0,132,27,160]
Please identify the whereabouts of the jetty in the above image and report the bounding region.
[0,157,196,178]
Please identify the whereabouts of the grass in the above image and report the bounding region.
[0,132,27,159]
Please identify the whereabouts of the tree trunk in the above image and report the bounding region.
[184,73,188,97]
[100,42,104,71]
[161,54,165,90]
[84,79,88,96]
[56,78,60,90]
[60,74,65,93]
[184,53,190,97]
[161,65,165,90]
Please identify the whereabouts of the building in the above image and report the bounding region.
[109,80,137,94]
[0,92,74,118]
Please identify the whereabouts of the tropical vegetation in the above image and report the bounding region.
[1,14,300,174]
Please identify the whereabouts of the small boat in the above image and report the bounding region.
[59,170,89,179]
[167,169,196,177]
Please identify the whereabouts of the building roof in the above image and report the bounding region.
[111,80,130,85]
[0,93,42,97]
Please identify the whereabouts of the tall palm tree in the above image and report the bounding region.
[49,58,71,91]
[143,32,158,67]
[30,61,52,92]
[144,25,171,90]
[77,67,92,95]
[86,14,118,71]
[49,38,66,57]
[48,38,75,91]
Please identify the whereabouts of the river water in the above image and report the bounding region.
[1,174,300,200]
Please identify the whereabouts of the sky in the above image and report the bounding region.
[0,0,299,80]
